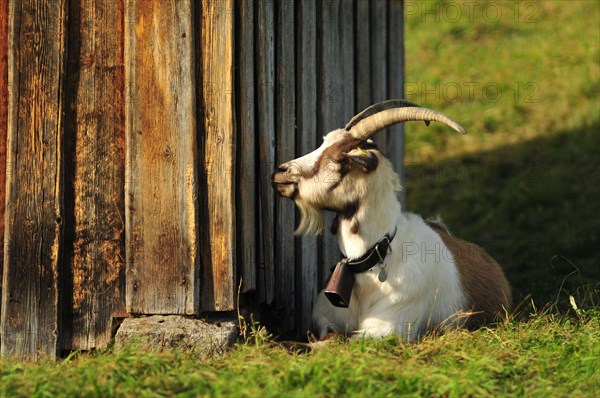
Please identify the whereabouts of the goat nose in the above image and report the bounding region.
[272,164,287,182]
[277,164,288,173]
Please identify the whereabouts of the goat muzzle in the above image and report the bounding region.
[271,168,298,198]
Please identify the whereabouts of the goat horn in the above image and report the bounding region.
[345,99,467,140]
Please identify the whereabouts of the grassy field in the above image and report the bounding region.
[2,1,599,396]
[1,309,599,397]
[403,0,599,309]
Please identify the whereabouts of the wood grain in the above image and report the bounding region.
[341,1,355,124]
[275,0,296,333]
[1,0,67,359]
[387,0,406,206]
[198,0,236,311]
[370,0,388,151]
[295,0,318,335]
[62,0,126,350]
[0,0,8,325]
[318,0,343,286]
[125,0,199,314]
[237,0,256,293]
[355,0,372,115]
[256,0,275,304]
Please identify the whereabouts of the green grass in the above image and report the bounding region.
[403,0,600,310]
[2,310,599,397]
[405,123,600,309]
[2,1,599,396]
[403,1,599,161]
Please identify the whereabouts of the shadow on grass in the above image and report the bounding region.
[405,120,600,310]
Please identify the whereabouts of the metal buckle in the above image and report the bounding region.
[375,237,392,264]
[375,243,385,264]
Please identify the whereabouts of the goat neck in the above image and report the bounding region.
[336,164,404,260]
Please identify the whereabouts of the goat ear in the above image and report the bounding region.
[345,149,379,173]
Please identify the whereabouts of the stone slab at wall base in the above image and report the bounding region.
[115,315,238,357]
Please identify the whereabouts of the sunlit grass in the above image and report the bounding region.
[403,0,600,312]
[2,308,598,397]
[403,0,599,161]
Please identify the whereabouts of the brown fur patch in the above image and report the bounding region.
[427,222,512,329]
[303,134,379,180]
[329,202,360,235]
[350,219,359,234]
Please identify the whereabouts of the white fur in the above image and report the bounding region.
[312,211,467,341]
[299,130,469,340]
[275,129,470,340]
[290,131,369,236]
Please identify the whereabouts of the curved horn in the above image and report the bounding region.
[345,99,467,140]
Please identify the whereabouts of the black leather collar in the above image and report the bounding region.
[344,228,397,273]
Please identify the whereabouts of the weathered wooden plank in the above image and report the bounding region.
[355,0,372,114]
[370,0,388,151]
[387,0,406,206]
[125,0,199,314]
[295,0,318,335]
[237,0,256,294]
[198,0,236,311]
[338,1,355,300]
[275,0,295,332]
[318,0,343,285]
[62,0,126,350]
[256,0,275,304]
[341,3,355,142]
[1,0,67,359]
[0,0,8,327]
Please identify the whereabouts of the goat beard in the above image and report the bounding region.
[294,198,324,236]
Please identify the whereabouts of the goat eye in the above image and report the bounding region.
[338,158,352,171]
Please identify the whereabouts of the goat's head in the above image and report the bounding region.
[272,100,467,235]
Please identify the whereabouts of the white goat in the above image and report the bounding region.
[272,99,511,341]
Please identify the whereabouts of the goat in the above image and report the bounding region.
[272,99,511,341]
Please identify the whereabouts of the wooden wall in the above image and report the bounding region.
[0,0,8,338]
[0,0,404,359]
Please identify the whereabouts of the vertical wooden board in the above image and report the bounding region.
[198,0,236,311]
[0,0,8,325]
[275,0,295,332]
[63,0,126,350]
[237,0,256,293]
[341,4,355,140]
[387,0,406,206]
[1,0,67,359]
[355,0,372,115]
[125,0,199,314]
[295,0,318,334]
[370,0,388,151]
[256,0,275,304]
[318,0,342,285]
